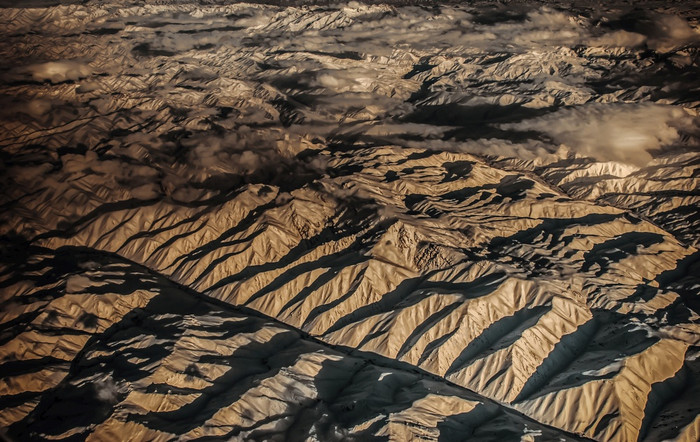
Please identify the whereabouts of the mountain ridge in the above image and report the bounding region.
[1,1,699,440]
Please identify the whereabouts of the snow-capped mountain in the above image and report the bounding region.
[1,1,699,441]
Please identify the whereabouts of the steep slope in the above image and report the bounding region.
[1,247,581,441]
[20,143,698,441]
[1,1,699,441]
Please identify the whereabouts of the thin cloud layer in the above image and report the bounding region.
[1,1,699,236]
[26,61,92,83]
[500,103,697,165]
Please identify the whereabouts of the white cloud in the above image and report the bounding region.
[500,103,696,165]
[94,377,119,404]
[25,60,92,83]
[590,30,646,48]
[645,13,700,52]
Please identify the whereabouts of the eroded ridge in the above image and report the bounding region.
[0,248,584,441]
[1,1,699,441]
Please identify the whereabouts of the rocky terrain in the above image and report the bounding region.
[1,1,699,440]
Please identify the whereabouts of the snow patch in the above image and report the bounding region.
[582,360,624,377]
[521,425,543,441]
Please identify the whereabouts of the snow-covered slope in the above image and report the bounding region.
[1,1,699,441]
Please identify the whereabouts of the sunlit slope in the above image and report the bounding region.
[22,144,697,441]
[1,1,699,441]
[1,248,581,441]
